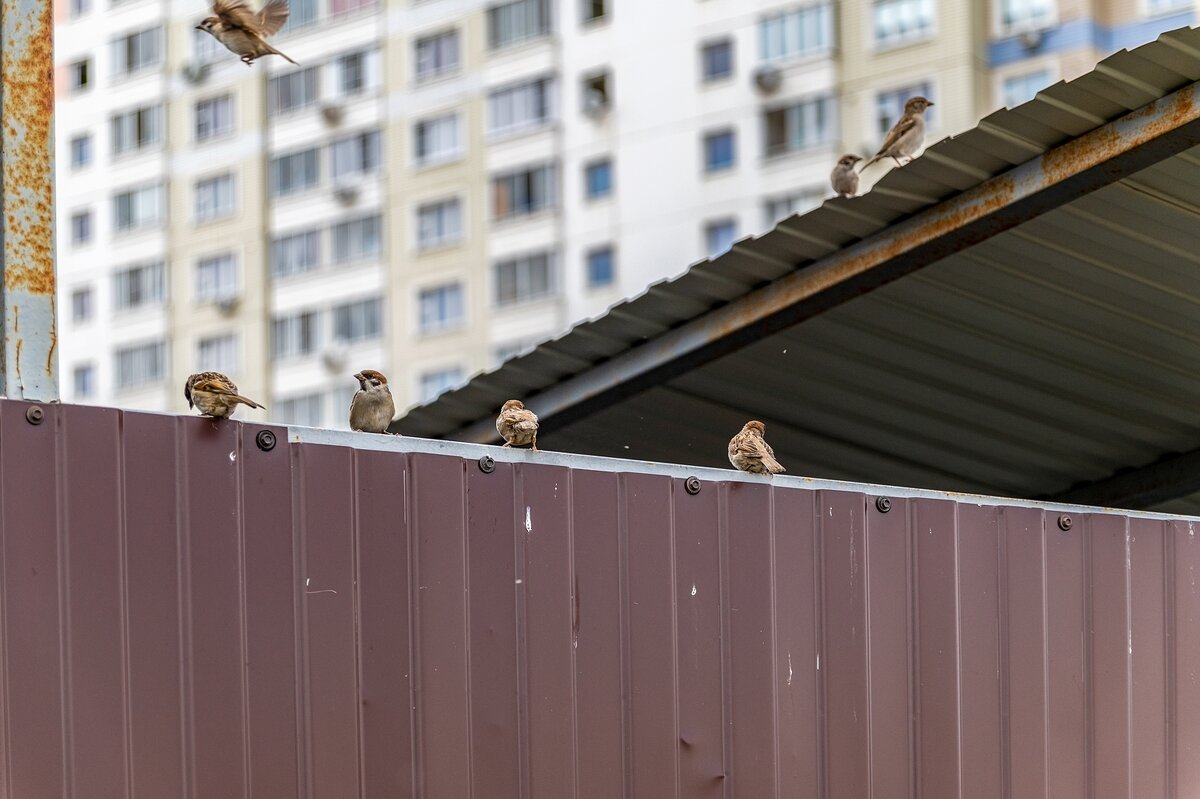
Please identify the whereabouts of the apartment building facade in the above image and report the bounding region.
[53,0,1196,428]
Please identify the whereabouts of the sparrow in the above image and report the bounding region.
[185,371,265,418]
[831,154,862,198]
[728,420,784,475]
[860,96,934,170]
[349,369,395,434]
[195,0,296,66]
[496,399,538,450]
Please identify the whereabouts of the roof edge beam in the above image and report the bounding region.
[442,82,1200,443]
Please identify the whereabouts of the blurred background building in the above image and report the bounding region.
[52,0,1197,428]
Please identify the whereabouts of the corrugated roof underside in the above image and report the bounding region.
[6,402,1200,798]
[399,26,1200,440]
[547,150,1200,499]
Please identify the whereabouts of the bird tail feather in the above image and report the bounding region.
[270,44,297,65]
[859,153,885,171]
[234,395,265,410]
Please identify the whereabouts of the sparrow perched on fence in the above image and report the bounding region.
[185,371,264,418]
[728,420,785,475]
[195,0,297,66]
[861,96,934,170]
[831,154,862,198]
[349,369,395,434]
[496,399,539,449]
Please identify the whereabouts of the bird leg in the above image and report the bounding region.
[502,441,511,447]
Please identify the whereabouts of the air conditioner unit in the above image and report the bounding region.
[322,345,348,372]
[753,65,783,94]
[216,296,241,316]
[320,102,345,125]
[333,184,360,206]
[1019,28,1045,51]
[583,89,610,118]
[181,61,210,85]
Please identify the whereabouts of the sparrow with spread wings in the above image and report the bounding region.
[195,0,297,66]
[860,96,933,171]
[185,371,265,418]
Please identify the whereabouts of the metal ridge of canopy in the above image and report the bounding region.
[287,422,1200,523]
[431,79,1200,444]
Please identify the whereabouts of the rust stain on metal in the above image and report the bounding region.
[1,0,56,296]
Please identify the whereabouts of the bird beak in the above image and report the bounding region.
[927,101,935,106]
[194,23,203,29]
[353,373,364,382]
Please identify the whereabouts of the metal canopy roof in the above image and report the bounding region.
[396,27,1200,510]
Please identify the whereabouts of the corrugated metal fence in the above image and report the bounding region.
[1,400,1197,798]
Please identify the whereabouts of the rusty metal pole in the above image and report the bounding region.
[0,0,57,400]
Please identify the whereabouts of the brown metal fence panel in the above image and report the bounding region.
[1,400,1198,798]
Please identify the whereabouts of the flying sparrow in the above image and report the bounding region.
[496,399,539,450]
[349,369,395,434]
[861,96,934,170]
[728,420,785,475]
[185,371,265,418]
[831,154,862,198]
[195,0,297,66]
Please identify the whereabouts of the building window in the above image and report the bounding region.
[586,246,615,288]
[584,159,612,199]
[73,364,96,398]
[493,339,538,366]
[269,148,320,196]
[335,50,373,96]
[194,174,236,222]
[111,104,164,154]
[417,198,463,250]
[873,0,935,47]
[197,333,238,374]
[330,0,376,17]
[1002,70,1051,107]
[764,190,824,226]
[69,59,91,92]
[69,134,93,169]
[331,130,381,181]
[581,0,606,22]
[113,183,164,232]
[495,251,554,306]
[71,287,94,322]
[414,113,461,165]
[759,5,832,62]
[876,83,933,138]
[110,27,163,76]
[415,30,460,81]
[765,96,835,157]
[271,311,320,359]
[280,0,317,33]
[332,297,383,343]
[274,394,323,426]
[701,39,734,82]
[332,214,382,263]
[114,341,166,389]
[487,0,551,49]
[272,229,322,277]
[70,210,93,245]
[492,163,556,219]
[69,0,90,17]
[419,367,465,403]
[1149,0,1189,13]
[488,76,555,137]
[703,129,736,173]
[193,28,225,64]
[196,254,238,303]
[113,261,166,311]
[418,283,464,334]
[194,95,233,142]
[581,71,611,114]
[999,0,1054,32]
[705,219,738,257]
[268,67,319,115]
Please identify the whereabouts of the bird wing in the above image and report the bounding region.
[875,113,918,156]
[501,408,538,432]
[213,0,266,33]
[738,432,784,473]
[190,371,242,397]
[256,0,289,37]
